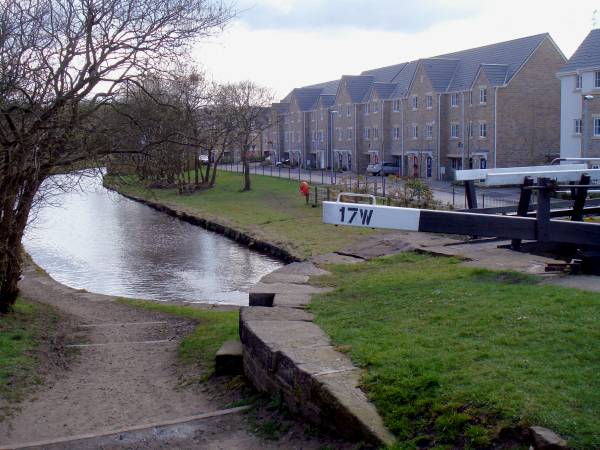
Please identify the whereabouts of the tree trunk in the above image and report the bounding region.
[0,174,43,313]
[242,145,251,191]
[194,150,199,185]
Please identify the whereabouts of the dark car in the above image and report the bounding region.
[366,162,400,176]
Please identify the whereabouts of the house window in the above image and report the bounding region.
[373,101,379,113]
[365,103,370,114]
[451,93,459,107]
[450,123,460,138]
[595,72,600,89]
[337,128,342,141]
[480,158,487,169]
[450,158,463,170]
[412,95,418,110]
[574,119,583,135]
[318,130,323,142]
[346,104,351,116]
[373,127,379,139]
[393,127,401,140]
[364,127,371,140]
[468,121,473,138]
[393,99,401,112]
[346,127,353,140]
[479,122,487,138]
[479,87,487,104]
[469,91,473,105]
[425,124,433,139]
[576,75,582,90]
[412,124,418,139]
[426,95,433,109]
[594,117,600,136]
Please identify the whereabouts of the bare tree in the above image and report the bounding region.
[219,81,273,191]
[0,0,233,313]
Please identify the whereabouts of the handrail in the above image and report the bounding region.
[335,192,377,205]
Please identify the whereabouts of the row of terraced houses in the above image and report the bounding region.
[244,33,570,180]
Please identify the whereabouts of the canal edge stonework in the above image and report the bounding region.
[240,262,396,447]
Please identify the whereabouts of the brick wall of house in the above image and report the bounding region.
[496,38,565,167]
[403,65,438,178]
[585,96,600,158]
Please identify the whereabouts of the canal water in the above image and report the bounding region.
[23,173,283,305]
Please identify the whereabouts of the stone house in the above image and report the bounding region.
[557,28,600,161]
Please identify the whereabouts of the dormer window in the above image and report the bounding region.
[373,101,379,113]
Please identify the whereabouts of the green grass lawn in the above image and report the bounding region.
[105,171,375,259]
[0,299,60,420]
[117,299,239,376]
[310,253,600,449]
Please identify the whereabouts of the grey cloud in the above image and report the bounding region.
[236,0,478,32]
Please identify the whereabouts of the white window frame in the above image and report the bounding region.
[365,103,370,115]
[412,123,418,139]
[426,94,433,109]
[479,87,487,104]
[393,99,401,112]
[364,127,371,140]
[468,121,473,138]
[346,104,351,117]
[425,123,433,140]
[346,127,353,141]
[450,93,459,107]
[450,123,460,139]
[595,72,600,89]
[337,128,342,141]
[373,101,379,114]
[576,74,582,90]
[574,119,583,135]
[411,95,418,110]
[393,127,400,140]
[373,127,379,139]
[594,116,600,136]
[479,121,487,138]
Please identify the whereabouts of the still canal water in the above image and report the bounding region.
[23,173,283,305]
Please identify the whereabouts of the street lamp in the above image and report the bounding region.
[329,109,338,183]
[583,94,594,158]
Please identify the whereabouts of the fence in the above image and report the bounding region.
[219,162,518,210]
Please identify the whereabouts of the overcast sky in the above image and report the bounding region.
[192,0,600,99]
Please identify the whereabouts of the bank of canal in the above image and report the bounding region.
[23,173,283,305]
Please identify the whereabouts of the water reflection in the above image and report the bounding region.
[23,174,283,305]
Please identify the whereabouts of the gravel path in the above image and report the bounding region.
[0,265,343,449]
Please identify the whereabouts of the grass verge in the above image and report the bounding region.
[117,299,239,376]
[0,298,62,420]
[310,253,600,449]
[104,171,375,259]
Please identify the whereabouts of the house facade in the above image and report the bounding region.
[557,29,600,160]
[264,33,565,179]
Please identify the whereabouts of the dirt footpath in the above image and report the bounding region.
[0,265,347,449]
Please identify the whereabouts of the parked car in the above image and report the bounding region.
[275,159,291,167]
[366,162,400,176]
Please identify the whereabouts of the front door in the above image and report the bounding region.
[426,156,432,178]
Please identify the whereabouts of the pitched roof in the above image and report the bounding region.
[300,79,340,95]
[272,102,289,113]
[480,64,509,86]
[558,29,600,73]
[318,94,336,108]
[366,82,397,101]
[291,88,323,111]
[361,63,408,83]
[390,61,418,98]
[438,33,548,91]
[340,75,375,103]
[421,58,460,92]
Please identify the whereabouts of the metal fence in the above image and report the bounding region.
[218,162,518,210]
